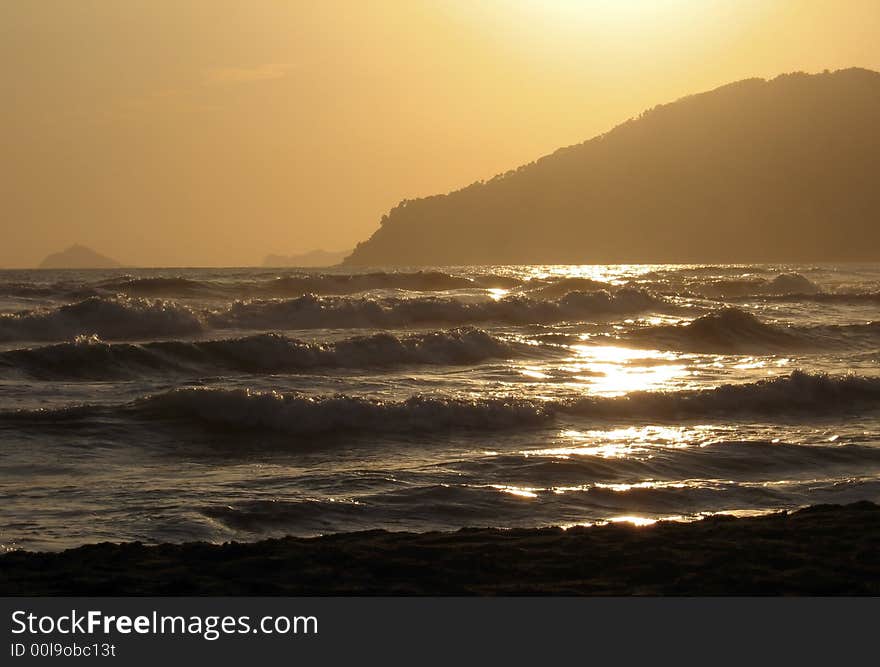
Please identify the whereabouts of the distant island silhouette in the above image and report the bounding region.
[345,68,880,266]
[264,249,349,267]
[39,245,122,269]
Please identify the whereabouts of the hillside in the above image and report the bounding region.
[344,68,880,266]
[38,245,122,269]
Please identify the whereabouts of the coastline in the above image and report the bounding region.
[2,502,878,596]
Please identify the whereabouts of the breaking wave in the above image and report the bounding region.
[628,308,804,352]
[728,291,880,304]
[691,273,820,298]
[259,271,523,295]
[625,307,880,353]
[564,371,880,418]
[206,288,665,331]
[0,289,664,342]
[21,271,526,300]
[5,372,880,435]
[0,296,203,342]
[469,441,880,486]
[137,390,554,434]
[94,276,221,298]
[199,474,880,534]
[522,277,613,299]
[0,328,531,379]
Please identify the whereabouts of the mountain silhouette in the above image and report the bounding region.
[263,249,349,267]
[345,68,880,266]
[39,245,122,269]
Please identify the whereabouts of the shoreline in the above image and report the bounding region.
[2,502,879,596]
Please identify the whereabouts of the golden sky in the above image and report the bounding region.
[2,0,879,267]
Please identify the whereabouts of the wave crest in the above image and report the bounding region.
[139,389,554,434]
[694,273,819,298]
[567,371,880,418]
[629,307,806,353]
[6,372,879,435]
[0,296,202,342]
[626,307,880,353]
[55,271,525,299]
[0,328,524,379]
[208,288,664,331]
[0,289,665,342]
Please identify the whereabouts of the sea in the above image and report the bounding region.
[1,263,879,552]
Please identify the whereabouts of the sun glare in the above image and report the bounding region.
[519,0,663,22]
[568,344,689,396]
[493,0,729,43]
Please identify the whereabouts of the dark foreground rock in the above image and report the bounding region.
[2,502,879,595]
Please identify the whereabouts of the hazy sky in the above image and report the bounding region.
[2,0,879,267]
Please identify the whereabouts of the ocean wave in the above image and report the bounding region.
[474,440,880,486]
[624,307,880,353]
[200,473,880,534]
[564,370,880,418]
[642,265,783,278]
[0,328,529,379]
[690,273,820,298]
[0,281,102,303]
[95,276,221,298]
[137,390,554,434]
[130,371,880,429]
[522,277,613,299]
[262,271,504,295]
[36,271,525,300]
[0,289,664,342]
[0,282,72,299]
[206,288,665,331]
[727,291,880,304]
[5,371,880,435]
[0,296,203,342]
[628,308,804,352]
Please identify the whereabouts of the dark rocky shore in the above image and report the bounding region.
[2,502,879,595]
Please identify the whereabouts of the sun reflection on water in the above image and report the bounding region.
[607,515,664,527]
[525,425,717,459]
[555,343,691,395]
[558,515,688,529]
[526,264,661,285]
[490,484,539,498]
[520,367,550,379]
